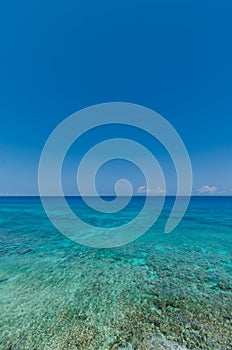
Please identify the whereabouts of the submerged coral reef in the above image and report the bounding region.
[0,197,232,349]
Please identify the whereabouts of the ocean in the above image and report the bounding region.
[0,196,231,349]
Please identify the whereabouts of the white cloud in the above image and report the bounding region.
[198,185,217,194]
[137,185,147,194]
[154,186,166,194]
[136,186,166,194]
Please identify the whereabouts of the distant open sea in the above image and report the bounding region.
[0,196,231,350]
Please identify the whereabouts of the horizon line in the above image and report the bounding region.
[1,194,232,198]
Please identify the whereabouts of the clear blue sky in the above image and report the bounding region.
[0,0,231,195]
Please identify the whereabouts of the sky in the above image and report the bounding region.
[0,0,232,196]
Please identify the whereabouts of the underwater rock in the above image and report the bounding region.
[217,280,232,291]
[16,248,32,255]
[0,277,8,283]
[0,249,9,257]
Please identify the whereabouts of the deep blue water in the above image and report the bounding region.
[0,196,231,349]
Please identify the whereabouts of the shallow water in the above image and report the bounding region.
[0,196,232,349]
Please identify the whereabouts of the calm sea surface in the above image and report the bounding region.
[0,196,231,349]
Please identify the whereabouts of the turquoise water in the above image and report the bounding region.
[0,196,232,349]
